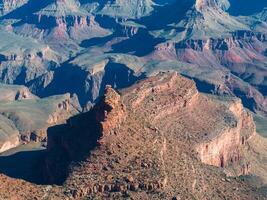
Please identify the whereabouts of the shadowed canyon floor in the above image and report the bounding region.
[0,72,266,199]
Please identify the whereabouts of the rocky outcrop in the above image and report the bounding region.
[43,72,263,199]
[124,72,199,121]
[94,85,126,136]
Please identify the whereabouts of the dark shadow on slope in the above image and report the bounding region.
[13,14,58,29]
[0,54,7,62]
[80,33,115,48]
[43,101,107,184]
[26,60,145,106]
[96,62,146,101]
[0,149,46,184]
[0,100,109,185]
[258,85,267,96]
[94,15,121,30]
[232,88,257,112]
[26,62,88,105]
[139,0,194,30]
[14,66,27,85]
[1,0,54,20]
[110,29,165,56]
[182,74,216,93]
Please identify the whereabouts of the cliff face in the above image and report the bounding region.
[174,31,266,52]
[94,85,126,136]
[44,86,126,184]
[196,99,256,168]
[43,72,263,199]
[152,29,267,115]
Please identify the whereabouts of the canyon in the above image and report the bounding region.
[0,0,266,199]
[0,0,265,117]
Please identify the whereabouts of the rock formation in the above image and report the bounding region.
[41,72,264,199]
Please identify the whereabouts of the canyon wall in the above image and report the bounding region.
[196,98,256,177]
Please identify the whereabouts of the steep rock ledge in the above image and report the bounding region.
[196,98,256,168]
[174,31,266,52]
[94,85,127,137]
